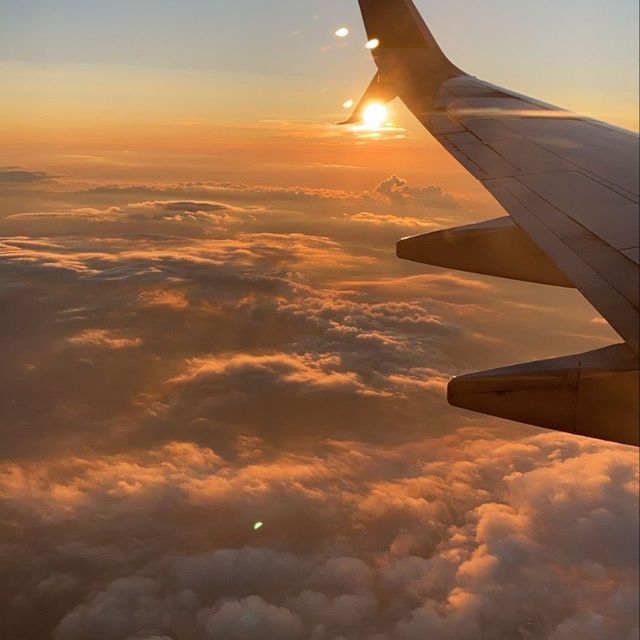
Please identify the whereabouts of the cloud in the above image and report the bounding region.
[126,200,237,223]
[0,167,54,184]
[7,202,235,225]
[67,329,141,349]
[138,289,190,309]
[1,175,469,259]
[0,227,465,461]
[0,433,636,640]
[7,207,123,222]
[199,596,303,640]
[0,177,612,464]
[373,175,460,210]
[0,170,632,640]
[50,175,458,214]
[149,202,235,213]
[0,232,373,283]
[171,353,374,394]
[347,211,440,230]
[86,181,358,204]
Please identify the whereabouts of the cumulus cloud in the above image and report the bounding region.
[373,175,459,210]
[199,596,303,640]
[0,433,636,640]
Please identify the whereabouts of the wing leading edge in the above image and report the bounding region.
[351,0,639,445]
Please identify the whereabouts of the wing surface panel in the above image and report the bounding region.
[411,77,640,352]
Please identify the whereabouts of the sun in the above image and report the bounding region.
[362,103,388,129]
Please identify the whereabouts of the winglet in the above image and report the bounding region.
[357,0,461,73]
[339,72,397,125]
[347,0,462,123]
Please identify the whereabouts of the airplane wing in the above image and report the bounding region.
[350,0,639,446]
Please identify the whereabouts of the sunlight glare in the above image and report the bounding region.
[362,103,388,129]
[365,39,380,49]
[335,27,349,38]
[343,99,354,109]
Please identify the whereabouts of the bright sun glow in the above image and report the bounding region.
[362,103,388,129]
[365,38,380,49]
[335,27,349,38]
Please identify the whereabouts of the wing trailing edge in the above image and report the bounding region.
[340,72,397,125]
[449,344,639,446]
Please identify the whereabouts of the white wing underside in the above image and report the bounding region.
[351,0,639,445]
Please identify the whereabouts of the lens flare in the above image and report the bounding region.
[365,38,380,49]
[253,521,264,531]
[362,103,388,129]
[335,27,349,38]
[343,99,354,109]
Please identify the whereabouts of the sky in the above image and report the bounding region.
[0,1,638,639]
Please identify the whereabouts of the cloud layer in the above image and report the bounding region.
[0,169,634,639]
[1,432,636,640]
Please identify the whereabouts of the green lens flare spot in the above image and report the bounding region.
[253,522,264,531]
